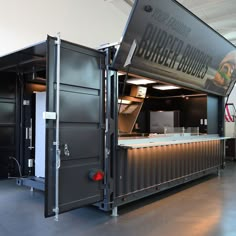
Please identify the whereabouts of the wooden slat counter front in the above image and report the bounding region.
[114,134,225,206]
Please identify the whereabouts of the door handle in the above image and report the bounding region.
[28,118,34,150]
[64,144,70,157]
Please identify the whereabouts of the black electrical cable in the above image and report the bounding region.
[9,156,22,177]
[118,65,130,114]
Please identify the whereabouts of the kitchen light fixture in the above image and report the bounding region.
[118,99,132,104]
[127,78,156,85]
[117,72,125,76]
[152,85,181,90]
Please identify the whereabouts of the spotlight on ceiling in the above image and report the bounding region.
[126,78,156,85]
[152,85,181,90]
[118,99,132,104]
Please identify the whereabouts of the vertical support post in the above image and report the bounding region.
[104,48,111,206]
[111,207,119,217]
[182,127,185,136]
[164,127,167,135]
[101,47,118,211]
[220,97,226,168]
[53,33,61,222]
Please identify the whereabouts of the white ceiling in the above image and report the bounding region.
[112,0,236,46]
[176,0,236,45]
[1,0,235,56]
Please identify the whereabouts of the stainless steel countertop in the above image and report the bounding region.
[118,134,230,149]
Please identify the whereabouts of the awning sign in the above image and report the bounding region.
[112,0,236,96]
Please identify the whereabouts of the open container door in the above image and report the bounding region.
[45,36,105,218]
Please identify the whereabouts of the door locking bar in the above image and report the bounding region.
[53,33,61,222]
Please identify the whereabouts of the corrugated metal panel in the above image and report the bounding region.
[116,140,224,198]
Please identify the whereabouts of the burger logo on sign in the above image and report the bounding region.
[205,51,236,94]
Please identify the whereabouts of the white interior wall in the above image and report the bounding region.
[228,86,236,103]
[35,92,46,178]
[0,0,131,56]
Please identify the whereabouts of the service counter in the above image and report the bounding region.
[118,134,228,148]
[114,134,226,206]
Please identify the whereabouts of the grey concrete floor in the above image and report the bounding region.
[1,162,236,236]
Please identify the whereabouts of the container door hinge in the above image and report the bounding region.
[100,64,106,70]
[100,124,106,130]
[100,184,106,190]
[23,100,30,106]
[43,112,57,120]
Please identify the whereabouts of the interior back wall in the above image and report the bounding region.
[136,96,207,133]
